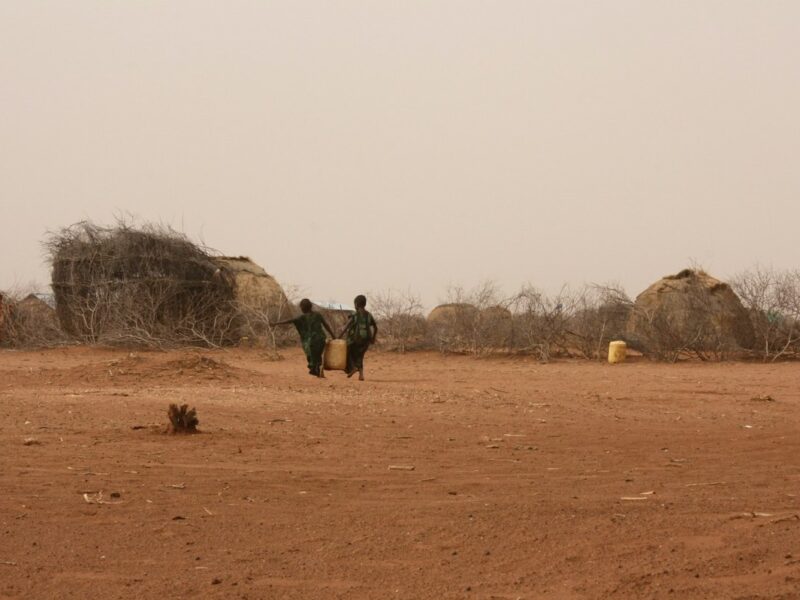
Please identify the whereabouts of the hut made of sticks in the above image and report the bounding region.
[48,221,288,346]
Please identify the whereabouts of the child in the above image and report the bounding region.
[271,299,335,377]
[339,294,378,381]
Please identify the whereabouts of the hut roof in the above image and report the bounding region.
[636,269,730,299]
[211,256,292,318]
[427,303,478,322]
[212,256,270,277]
[22,293,56,310]
[629,268,755,351]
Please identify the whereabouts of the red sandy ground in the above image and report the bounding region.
[1,347,799,599]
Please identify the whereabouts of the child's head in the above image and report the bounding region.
[299,298,313,313]
[354,294,367,309]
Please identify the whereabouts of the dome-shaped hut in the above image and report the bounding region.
[212,256,295,342]
[426,303,478,351]
[212,257,293,320]
[427,303,479,325]
[627,269,755,357]
[48,222,291,346]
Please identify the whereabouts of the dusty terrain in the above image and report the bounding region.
[1,347,799,599]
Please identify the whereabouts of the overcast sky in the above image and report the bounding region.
[2,1,798,308]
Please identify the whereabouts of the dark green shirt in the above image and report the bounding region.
[346,310,376,343]
[292,312,326,343]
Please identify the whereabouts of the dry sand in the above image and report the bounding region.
[1,347,799,599]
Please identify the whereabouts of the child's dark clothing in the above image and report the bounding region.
[345,309,376,373]
[292,312,327,375]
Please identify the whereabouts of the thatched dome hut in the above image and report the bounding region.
[48,222,290,346]
[212,257,292,321]
[427,303,513,351]
[427,303,479,326]
[426,303,479,351]
[627,269,755,355]
[50,222,231,343]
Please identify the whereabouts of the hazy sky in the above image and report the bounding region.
[2,1,798,308]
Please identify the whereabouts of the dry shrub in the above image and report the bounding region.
[731,266,800,361]
[567,284,632,360]
[510,285,572,361]
[508,283,631,361]
[166,403,199,434]
[428,282,511,355]
[0,290,68,348]
[371,289,426,352]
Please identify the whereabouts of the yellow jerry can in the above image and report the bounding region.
[324,339,347,371]
[608,340,627,364]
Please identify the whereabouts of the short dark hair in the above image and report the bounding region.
[299,298,313,312]
[354,294,367,308]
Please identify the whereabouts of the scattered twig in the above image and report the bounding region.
[769,514,799,526]
[685,481,726,488]
[751,395,775,402]
[83,492,123,505]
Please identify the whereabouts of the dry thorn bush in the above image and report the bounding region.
[429,282,512,356]
[0,288,68,349]
[166,403,199,434]
[566,283,632,360]
[47,220,237,347]
[732,266,800,361]
[371,289,426,352]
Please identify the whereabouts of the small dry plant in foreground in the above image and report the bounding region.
[166,404,199,434]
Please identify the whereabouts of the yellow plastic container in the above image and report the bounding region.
[324,339,347,371]
[608,340,627,364]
